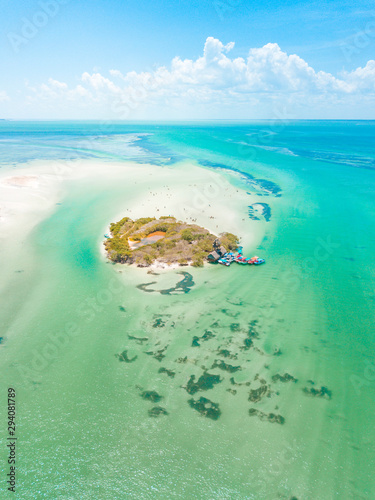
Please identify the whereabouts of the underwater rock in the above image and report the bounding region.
[248,214,260,221]
[148,406,168,417]
[273,347,282,356]
[160,272,195,295]
[248,320,260,336]
[153,350,166,362]
[248,408,285,424]
[212,359,241,373]
[145,345,168,362]
[243,338,253,350]
[303,386,332,400]
[210,321,220,328]
[185,372,222,395]
[227,389,237,395]
[217,349,237,360]
[229,377,250,386]
[136,281,158,293]
[158,367,175,378]
[128,335,149,345]
[230,323,241,332]
[199,160,255,182]
[260,203,271,221]
[199,160,282,197]
[152,318,166,328]
[192,337,200,347]
[254,374,267,385]
[254,178,282,197]
[141,391,163,403]
[176,356,188,364]
[267,413,285,424]
[149,349,167,362]
[137,272,195,295]
[272,373,298,383]
[240,320,260,351]
[201,330,215,341]
[168,272,194,294]
[192,330,215,347]
[221,309,240,318]
[188,397,221,420]
[115,350,138,363]
[119,306,126,312]
[248,384,271,403]
[248,202,271,222]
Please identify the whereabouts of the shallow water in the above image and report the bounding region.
[1,121,375,499]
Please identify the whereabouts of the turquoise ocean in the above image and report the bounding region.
[1,121,375,499]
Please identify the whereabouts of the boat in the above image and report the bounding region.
[247,256,265,265]
[104,233,110,239]
[253,258,265,265]
[218,258,231,266]
[209,245,265,268]
[234,254,248,263]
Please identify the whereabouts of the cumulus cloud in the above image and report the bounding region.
[342,60,375,92]
[82,72,121,94]
[25,37,375,118]
[26,77,92,106]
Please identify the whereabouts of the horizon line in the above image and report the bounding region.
[2,118,375,122]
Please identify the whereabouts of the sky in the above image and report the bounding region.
[1,0,375,119]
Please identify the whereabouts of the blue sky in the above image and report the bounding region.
[1,0,375,119]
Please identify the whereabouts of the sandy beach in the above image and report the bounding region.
[95,159,265,261]
[0,159,262,241]
[0,158,265,284]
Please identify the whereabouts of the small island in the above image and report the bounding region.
[104,216,239,267]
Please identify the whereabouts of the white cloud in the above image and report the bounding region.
[342,60,375,92]
[23,37,375,119]
[82,72,121,94]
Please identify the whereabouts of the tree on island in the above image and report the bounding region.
[104,216,239,268]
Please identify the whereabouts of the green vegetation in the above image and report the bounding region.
[109,217,132,236]
[192,257,204,267]
[104,216,239,268]
[181,229,194,242]
[220,232,239,250]
[105,235,132,263]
